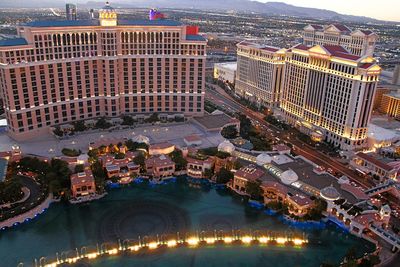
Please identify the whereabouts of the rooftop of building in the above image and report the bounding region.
[193,113,239,131]
[355,152,394,172]
[235,164,264,181]
[288,193,312,207]
[186,34,207,41]
[71,170,95,186]
[184,135,202,142]
[149,142,175,150]
[145,154,174,167]
[214,62,237,71]
[23,19,183,28]
[368,123,399,142]
[237,41,282,53]
[0,38,28,47]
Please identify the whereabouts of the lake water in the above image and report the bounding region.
[0,178,374,267]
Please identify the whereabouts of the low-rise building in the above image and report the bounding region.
[71,170,96,198]
[186,157,214,179]
[233,164,264,193]
[100,151,139,178]
[351,152,397,180]
[213,62,237,84]
[286,193,313,216]
[184,135,202,147]
[149,142,175,156]
[262,181,288,203]
[145,155,175,178]
[273,144,291,155]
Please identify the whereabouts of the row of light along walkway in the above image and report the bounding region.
[23,231,308,267]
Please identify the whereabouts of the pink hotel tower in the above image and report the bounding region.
[0,2,207,141]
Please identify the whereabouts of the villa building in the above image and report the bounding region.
[232,164,264,193]
[70,170,96,198]
[302,24,377,57]
[285,193,313,217]
[0,2,207,141]
[186,156,214,179]
[145,154,175,178]
[100,151,140,178]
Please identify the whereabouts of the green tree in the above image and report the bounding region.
[74,164,85,173]
[95,117,112,129]
[53,126,64,137]
[91,160,106,190]
[221,125,238,139]
[0,179,23,204]
[125,140,149,152]
[145,113,159,123]
[245,179,263,200]
[133,152,147,171]
[169,150,187,171]
[61,148,81,157]
[73,120,86,132]
[121,115,135,126]
[114,152,125,160]
[215,168,233,184]
[204,168,214,179]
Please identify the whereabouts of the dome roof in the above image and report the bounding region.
[320,186,340,201]
[256,153,272,166]
[280,169,298,185]
[218,140,235,154]
[132,135,150,145]
[101,2,115,11]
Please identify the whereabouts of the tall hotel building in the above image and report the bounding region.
[236,24,380,150]
[235,42,285,107]
[302,24,377,57]
[280,44,381,150]
[0,2,206,141]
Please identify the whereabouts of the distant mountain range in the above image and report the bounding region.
[0,0,384,23]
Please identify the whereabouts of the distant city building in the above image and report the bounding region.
[393,65,400,86]
[373,86,396,110]
[235,42,285,108]
[379,92,400,118]
[66,3,77,21]
[213,62,237,84]
[280,44,381,150]
[0,2,207,141]
[303,24,377,57]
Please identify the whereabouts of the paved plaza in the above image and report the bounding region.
[0,122,225,158]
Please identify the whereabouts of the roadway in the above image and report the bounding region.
[0,175,46,222]
[206,83,400,214]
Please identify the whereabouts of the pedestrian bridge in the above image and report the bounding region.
[364,180,399,197]
[370,224,400,251]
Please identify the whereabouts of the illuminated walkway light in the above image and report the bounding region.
[36,230,308,267]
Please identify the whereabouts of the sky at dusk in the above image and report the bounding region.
[259,0,400,21]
